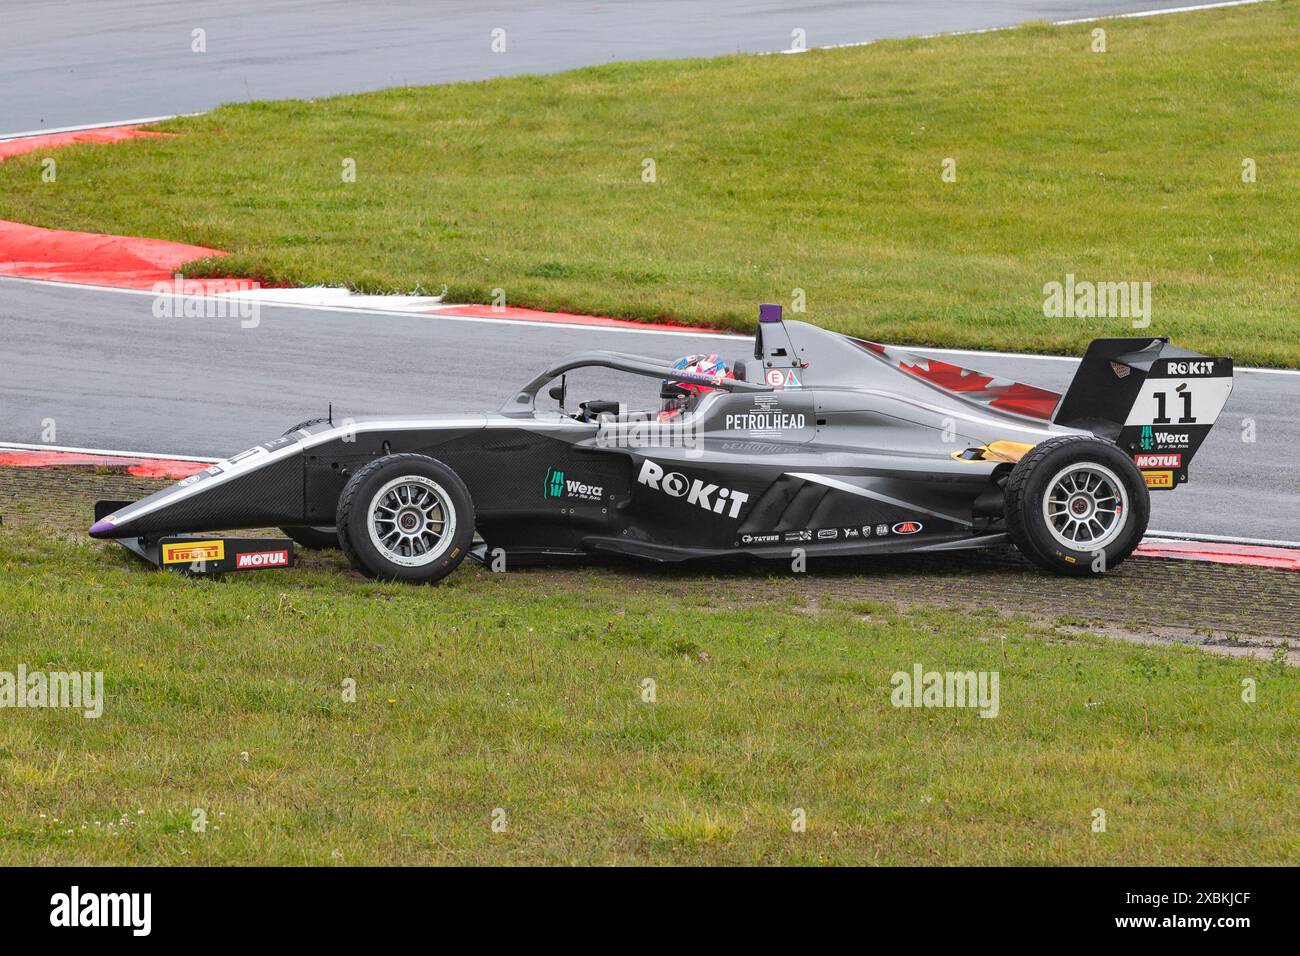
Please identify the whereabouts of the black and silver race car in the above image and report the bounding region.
[89,304,1232,581]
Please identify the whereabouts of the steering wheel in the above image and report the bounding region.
[578,400,620,422]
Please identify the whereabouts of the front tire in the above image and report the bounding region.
[336,454,474,583]
[1005,435,1148,576]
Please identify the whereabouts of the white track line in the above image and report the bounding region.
[0,275,741,340]
[0,115,186,140]
[1144,529,1300,549]
[774,0,1274,54]
[0,441,219,463]
[1054,0,1272,25]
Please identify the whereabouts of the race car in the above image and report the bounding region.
[89,304,1233,581]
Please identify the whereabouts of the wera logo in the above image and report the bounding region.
[544,467,602,501]
[50,886,151,936]
[637,459,749,518]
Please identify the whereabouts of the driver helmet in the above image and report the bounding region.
[660,354,733,418]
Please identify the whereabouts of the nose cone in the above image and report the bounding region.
[89,517,121,538]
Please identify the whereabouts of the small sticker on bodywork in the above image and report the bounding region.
[162,540,225,564]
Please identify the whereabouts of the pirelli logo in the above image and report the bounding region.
[161,540,225,564]
[1142,470,1175,490]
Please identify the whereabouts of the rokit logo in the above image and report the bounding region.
[236,549,289,569]
[637,459,749,518]
[1164,360,1216,376]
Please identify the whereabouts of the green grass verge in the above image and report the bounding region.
[1,528,1296,865]
[1,4,1297,365]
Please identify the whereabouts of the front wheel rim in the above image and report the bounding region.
[1041,462,1129,552]
[366,475,456,567]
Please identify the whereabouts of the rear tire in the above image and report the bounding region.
[279,418,339,548]
[1005,435,1148,576]
[336,454,474,583]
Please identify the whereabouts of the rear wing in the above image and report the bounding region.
[1054,338,1233,489]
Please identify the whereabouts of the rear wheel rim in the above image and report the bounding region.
[1041,462,1128,551]
[366,476,455,567]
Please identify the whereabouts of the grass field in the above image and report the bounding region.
[1,525,1296,866]
[1,3,1298,365]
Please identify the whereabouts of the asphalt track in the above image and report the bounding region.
[2,276,1295,542]
[2,0,1230,134]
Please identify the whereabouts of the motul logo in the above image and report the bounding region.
[236,550,288,569]
[1134,453,1181,468]
[892,521,923,535]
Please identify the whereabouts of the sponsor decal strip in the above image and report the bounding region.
[744,521,925,546]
